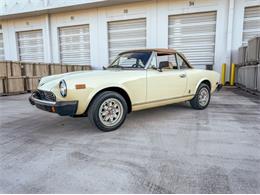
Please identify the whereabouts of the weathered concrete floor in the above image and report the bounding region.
[0,87,260,193]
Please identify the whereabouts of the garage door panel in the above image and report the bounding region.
[169,13,216,25]
[60,52,90,56]
[18,31,42,38]
[169,21,216,28]
[59,25,90,65]
[60,26,88,33]
[60,42,89,48]
[243,6,260,45]
[60,36,89,41]
[109,39,146,47]
[169,12,217,67]
[108,19,146,30]
[169,34,215,41]
[109,30,146,40]
[20,52,44,56]
[17,30,44,62]
[174,46,215,51]
[19,48,44,54]
[108,18,146,63]
[60,37,89,42]
[18,40,44,47]
[60,46,90,51]
[169,25,216,34]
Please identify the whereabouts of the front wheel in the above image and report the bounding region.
[190,83,211,110]
[88,91,128,132]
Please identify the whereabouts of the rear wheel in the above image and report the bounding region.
[190,83,211,110]
[88,91,128,132]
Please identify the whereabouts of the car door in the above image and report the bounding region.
[146,52,187,102]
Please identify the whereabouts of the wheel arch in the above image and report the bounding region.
[85,86,132,115]
[195,79,212,93]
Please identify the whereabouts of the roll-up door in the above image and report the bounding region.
[0,28,4,60]
[17,30,44,62]
[168,12,217,68]
[59,25,90,65]
[243,6,260,45]
[108,18,146,63]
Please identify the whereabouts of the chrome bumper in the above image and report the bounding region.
[29,91,78,116]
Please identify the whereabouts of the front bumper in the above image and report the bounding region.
[29,91,78,116]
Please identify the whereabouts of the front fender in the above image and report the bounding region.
[76,83,131,115]
[88,83,130,104]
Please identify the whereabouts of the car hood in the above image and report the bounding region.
[38,69,145,91]
[40,70,105,84]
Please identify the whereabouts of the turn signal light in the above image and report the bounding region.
[51,106,56,113]
[75,84,86,89]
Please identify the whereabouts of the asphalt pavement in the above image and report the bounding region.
[0,87,259,193]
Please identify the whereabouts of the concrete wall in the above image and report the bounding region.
[1,0,260,79]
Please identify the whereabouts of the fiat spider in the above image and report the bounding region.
[29,49,221,131]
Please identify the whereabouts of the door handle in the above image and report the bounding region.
[179,74,186,78]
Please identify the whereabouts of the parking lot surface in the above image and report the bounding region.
[0,87,260,193]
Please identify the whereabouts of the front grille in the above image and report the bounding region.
[37,90,56,102]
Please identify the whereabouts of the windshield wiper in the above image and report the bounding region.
[107,65,123,69]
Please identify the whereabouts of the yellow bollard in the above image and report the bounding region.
[230,63,235,86]
[221,63,226,85]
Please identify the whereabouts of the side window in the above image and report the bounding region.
[157,54,178,69]
[176,54,189,69]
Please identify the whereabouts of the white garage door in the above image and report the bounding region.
[59,25,90,65]
[169,12,217,68]
[243,6,260,45]
[17,30,44,62]
[108,18,146,63]
[0,29,4,60]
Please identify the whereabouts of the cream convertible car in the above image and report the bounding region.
[29,49,221,131]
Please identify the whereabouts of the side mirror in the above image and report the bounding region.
[158,61,169,71]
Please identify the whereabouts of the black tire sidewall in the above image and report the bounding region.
[88,91,128,131]
[191,84,211,110]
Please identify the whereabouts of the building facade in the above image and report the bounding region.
[0,0,260,80]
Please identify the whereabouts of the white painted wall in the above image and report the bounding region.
[1,15,50,62]
[50,9,99,68]
[1,0,260,81]
[232,0,260,64]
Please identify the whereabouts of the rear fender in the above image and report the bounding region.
[194,78,211,94]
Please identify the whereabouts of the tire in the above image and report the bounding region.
[88,91,128,132]
[190,83,211,110]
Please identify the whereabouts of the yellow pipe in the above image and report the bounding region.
[221,63,226,85]
[230,63,235,86]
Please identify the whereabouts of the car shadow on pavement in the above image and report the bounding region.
[1,100,192,136]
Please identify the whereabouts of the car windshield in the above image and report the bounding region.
[108,51,152,69]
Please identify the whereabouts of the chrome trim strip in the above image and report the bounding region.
[132,95,194,107]
[31,95,56,106]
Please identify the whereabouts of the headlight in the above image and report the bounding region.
[59,80,67,97]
